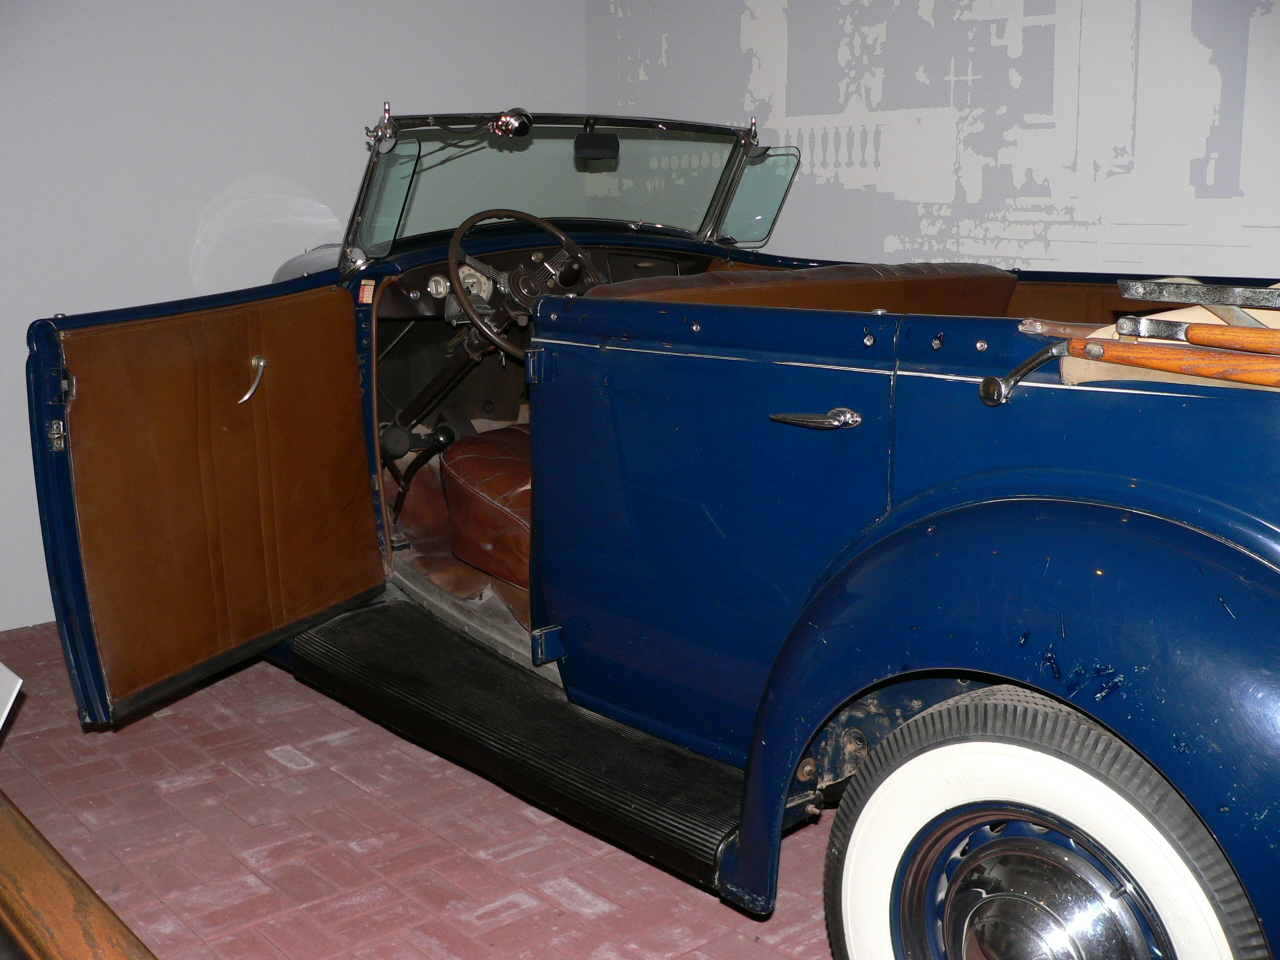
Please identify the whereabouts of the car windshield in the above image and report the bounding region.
[353,120,742,258]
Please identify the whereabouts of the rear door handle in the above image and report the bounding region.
[770,407,862,430]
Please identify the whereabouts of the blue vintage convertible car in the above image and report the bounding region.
[27,107,1280,960]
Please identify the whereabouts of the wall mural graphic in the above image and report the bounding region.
[588,0,1279,276]
[1188,0,1268,199]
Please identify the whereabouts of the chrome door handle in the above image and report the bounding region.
[770,407,862,430]
[237,355,268,404]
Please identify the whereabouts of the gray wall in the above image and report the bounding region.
[3,1,1277,633]
[0,1,584,631]
[588,0,1280,275]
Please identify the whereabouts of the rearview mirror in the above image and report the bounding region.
[574,132,620,161]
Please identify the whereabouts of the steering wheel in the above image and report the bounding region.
[447,208,604,361]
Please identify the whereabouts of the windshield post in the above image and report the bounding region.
[697,125,756,243]
[341,107,404,275]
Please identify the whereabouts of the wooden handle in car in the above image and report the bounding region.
[1181,324,1280,356]
[1067,339,1280,388]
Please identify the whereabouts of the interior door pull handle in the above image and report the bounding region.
[770,407,862,429]
[237,356,268,404]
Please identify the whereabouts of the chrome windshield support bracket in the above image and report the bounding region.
[1115,316,1190,341]
[980,341,1069,406]
[365,102,396,153]
[1120,279,1280,312]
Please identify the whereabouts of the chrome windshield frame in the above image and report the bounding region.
[340,111,757,275]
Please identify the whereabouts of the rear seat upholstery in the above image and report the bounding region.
[586,262,1019,318]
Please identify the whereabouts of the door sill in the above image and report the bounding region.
[390,555,559,686]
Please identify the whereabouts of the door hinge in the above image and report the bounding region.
[531,624,565,666]
[525,347,546,385]
[47,420,66,452]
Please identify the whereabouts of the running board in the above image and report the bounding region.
[292,599,743,888]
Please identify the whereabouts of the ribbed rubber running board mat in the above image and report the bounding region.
[293,599,742,887]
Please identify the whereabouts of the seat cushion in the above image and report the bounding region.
[439,425,531,589]
[586,261,1018,318]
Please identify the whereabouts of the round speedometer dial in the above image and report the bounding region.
[457,265,493,301]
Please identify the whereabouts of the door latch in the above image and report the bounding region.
[770,407,862,430]
[525,347,546,385]
[55,368,76,404]
[531,624,565,666]
[47,420,65,452]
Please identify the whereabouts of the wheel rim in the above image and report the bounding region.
[893,804,1174,960]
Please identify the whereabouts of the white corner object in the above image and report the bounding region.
[0,661,21,730]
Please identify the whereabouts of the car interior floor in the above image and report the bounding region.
[386,445,532,632]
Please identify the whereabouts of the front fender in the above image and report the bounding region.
[719,497,1280,938]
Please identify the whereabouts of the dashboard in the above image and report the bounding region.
[375,245,718,321]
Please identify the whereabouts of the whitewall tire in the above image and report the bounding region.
[822,685,1267,960]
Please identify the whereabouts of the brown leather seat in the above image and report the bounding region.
[586,261,1018,318]
[439,425,532,589]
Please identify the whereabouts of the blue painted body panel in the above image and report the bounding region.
[530,297,897,765]
[529,298,1280,932]
[724,502,1280,921]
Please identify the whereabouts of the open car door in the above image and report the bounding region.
[28,280,387,725]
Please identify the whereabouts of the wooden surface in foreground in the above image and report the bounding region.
[0,787,154,960]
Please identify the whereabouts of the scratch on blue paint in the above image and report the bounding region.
[1041,644,1062,680]
[1067,663,1117,698]
[1094,674,1124,701]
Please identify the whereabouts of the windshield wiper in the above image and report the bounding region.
[625,220,697,240]
[415,143,487,174]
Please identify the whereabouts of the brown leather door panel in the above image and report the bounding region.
[61,286,384,716]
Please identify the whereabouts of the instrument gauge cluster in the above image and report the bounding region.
[457,265,493,301]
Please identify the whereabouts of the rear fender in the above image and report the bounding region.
[717,497,1280,934]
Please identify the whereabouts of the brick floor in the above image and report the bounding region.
[0,623,835,959]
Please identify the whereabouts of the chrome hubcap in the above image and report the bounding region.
[943,838,1146,960]
[895,806,1171,960]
